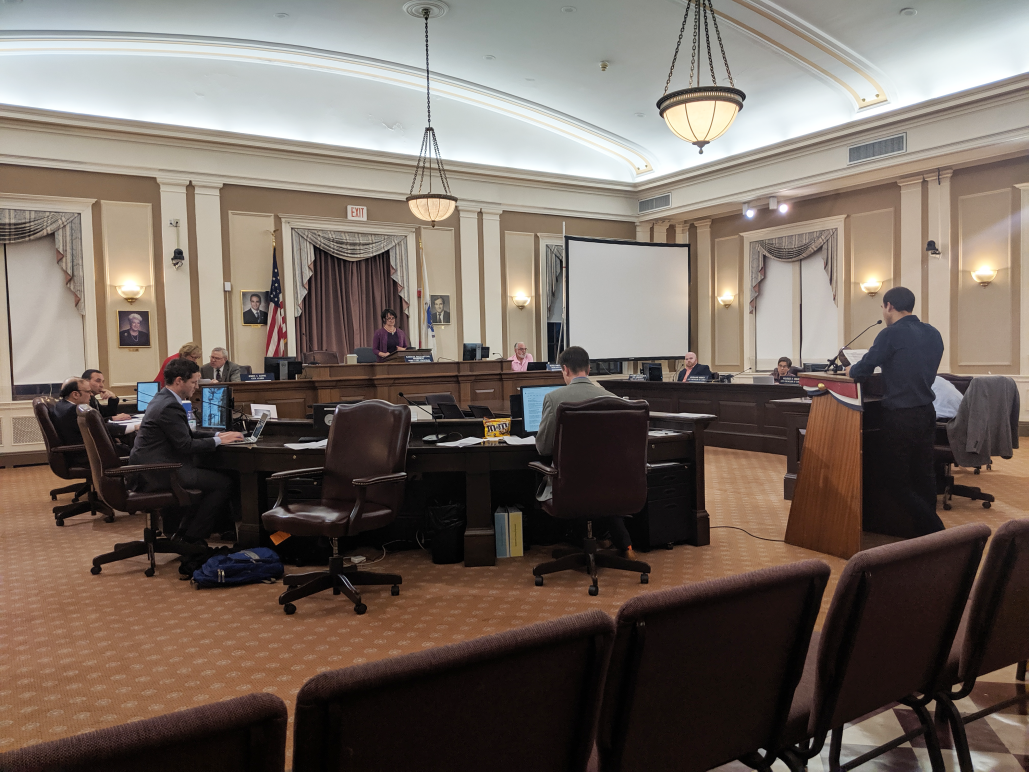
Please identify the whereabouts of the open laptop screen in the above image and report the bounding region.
[521,385,562,434]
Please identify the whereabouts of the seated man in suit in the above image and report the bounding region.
[130,357,244,544]
[676,351,713,382]
[54,377,135,456]
[534,345,638,560]
[200,347,242,382]
[83,368,131,420]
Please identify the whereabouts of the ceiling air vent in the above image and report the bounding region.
[638,193,671,214]
[848,133,906,165]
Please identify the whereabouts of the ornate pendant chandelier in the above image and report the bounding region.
[407,8,457,226]
[657,0,745,154]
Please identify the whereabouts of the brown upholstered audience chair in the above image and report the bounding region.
[33,396,113,526]
[0,692,287,772]
[291,610,615,772]
[302,350,339,365]
[780,523,990,772]
[262,399,411,615]
[78,405,207,577]
[934,518,1029,772]
[531,397,651,595]
[595,560,830,772]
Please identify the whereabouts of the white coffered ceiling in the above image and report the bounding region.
[0,0,1026,182]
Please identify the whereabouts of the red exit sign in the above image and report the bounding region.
[348,205,367,221]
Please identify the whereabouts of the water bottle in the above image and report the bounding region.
[184,402,196,432]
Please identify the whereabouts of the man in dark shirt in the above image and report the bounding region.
[847,286,945,537]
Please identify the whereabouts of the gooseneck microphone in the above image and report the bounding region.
[828,319,882,372]
[719,367,751,383]
[397,392,446,443]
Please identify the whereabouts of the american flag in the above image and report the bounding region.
[265,247,288,357]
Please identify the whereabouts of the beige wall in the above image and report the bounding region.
[421,226,459,362]
[226,212,275,371]
[713,235,742,370]
[504,231,535,361]
[850,208,895,338]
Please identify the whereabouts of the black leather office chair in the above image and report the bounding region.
[302,350,339,365]
[530,397,652,595]
[354,347,376,363]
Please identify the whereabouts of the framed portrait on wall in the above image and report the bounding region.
[242,291,269,326]
[429,294,451,325]
[117,310,151,348]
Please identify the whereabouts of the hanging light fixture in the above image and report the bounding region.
[657,0,745,154]
[407,8,457,226]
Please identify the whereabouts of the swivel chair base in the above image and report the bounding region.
[51,481,88,501]
[938,463,995,511]
[91,519,206,577]
[54,489,115,525]
[533,527,651,596]
[279,552,401,616]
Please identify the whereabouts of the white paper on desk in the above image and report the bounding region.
[648,429,679,437]
[437,437,483,447]
[283,439,328,450]
[502,435,537,445]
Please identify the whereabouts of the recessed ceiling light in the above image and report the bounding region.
[561,6,577,12]
[275,12,289,18]
[899,7,917,16]
[483,54,496,60]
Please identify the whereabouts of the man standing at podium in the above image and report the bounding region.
[846,286,945,536]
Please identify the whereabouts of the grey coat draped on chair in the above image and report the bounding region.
[946,376,1020,468]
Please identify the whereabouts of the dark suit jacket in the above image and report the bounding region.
[52,399,91,467]
[129,388,217,469]
[119,329,150,347]
[432,310,450,324]
[88,394,127,436]
[200,361,242,382]
[535,377,612,456]
[676,364,713,382]
[243,309,268,325]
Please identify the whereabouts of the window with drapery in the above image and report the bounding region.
[0,209,86,398]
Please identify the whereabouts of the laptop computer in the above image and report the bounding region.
[526,361,548,371]
[239,412,270,444]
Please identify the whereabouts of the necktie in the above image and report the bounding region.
[215,368,221,381]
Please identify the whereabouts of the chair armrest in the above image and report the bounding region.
[53,444,86,454]
[529,461,557,476]
[352,472,407,487]
[104,462,183,477]
[268,467,326,481]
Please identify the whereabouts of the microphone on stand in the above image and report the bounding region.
[828,319,882,372]
[719,367,751,384]
[397,392,446,443]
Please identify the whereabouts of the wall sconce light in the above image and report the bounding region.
[718,292,735,308]
[971,268,997,286]
[860,279,882,297]
[926,240,941,256]
[512,293,530,309]
[116,282,145,303]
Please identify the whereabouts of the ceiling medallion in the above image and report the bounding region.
[406,6,457,226]
[657,0,745,154]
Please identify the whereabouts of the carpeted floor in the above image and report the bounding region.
[2,447,1026,769]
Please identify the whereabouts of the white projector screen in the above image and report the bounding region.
[566,237,690,360]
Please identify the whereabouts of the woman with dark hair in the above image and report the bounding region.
[772,356,800,383]
[372,308,408,359]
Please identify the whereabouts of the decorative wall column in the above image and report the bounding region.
[1018,183,1029,375]
[694,219,713,364]
[674,222,689,244]
[636,222,651,242]
[458,204,482,345]
[480,206,503,355]
[651,221,667,243]
[192,181,227,355]
[898,176,925,316]
[926,170,953,371]
[157,177,193,349]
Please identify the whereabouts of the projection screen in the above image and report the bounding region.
[565,236,690,361]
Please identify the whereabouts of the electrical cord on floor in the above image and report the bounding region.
[710,525,785,543]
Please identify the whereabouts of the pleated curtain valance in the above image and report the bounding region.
[0,209,85,315]
[292,229,410,318]
[749,229,837,314]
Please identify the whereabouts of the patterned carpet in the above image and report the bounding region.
[1,447,1026,769]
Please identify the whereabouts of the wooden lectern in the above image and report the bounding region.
[381,349,435,362]
[785,373,869,559]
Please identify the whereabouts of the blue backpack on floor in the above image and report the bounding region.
[192,547,284,588]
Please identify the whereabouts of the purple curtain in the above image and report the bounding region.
[297,247,404,358]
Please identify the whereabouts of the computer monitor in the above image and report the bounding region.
[462,344,490,361]
[264,356,303,380]
[136,381,159,412]
[526,361,548,371]
[200,385,231,430]
[521,385,562,434]
[644,363,663,381]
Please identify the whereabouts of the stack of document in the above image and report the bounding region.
[502,435,537,446]
[283,439,328,450]
[437,437,483,448]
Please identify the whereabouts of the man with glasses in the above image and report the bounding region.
[509,341,534,372]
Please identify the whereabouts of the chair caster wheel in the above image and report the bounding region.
[665,543,673,550]
[943,502,952,510]
[51,494,58,501]
[641,573,649,584]
[354,603,367,615]
[983,501,991,509]
[144,567,155,577]
[534,576,544,587]
[90,565,101,575]
[974,468,980,475]
[391,585,400,596]
[55,519,65,527]
[588,585,599,597]
[284,603,296,615]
